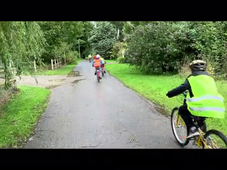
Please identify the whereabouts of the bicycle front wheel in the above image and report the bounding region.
[97,70,100,82]
[203,129,227,149]
[171,107,189,147]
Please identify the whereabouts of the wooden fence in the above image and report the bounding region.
[0,66,17,87]
[51,58,63,70]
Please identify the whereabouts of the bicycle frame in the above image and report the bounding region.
[176,91,218,149]
[194,128,219,148]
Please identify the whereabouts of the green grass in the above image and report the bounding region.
[0,86,51,148]
[106,59,117,63]
[105,63,227,136]
[36,59,83,75]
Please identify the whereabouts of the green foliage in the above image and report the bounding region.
[88,22,117,58]
[80,22,94,58]
[108,21,125,41]
[65,51,79,64]
[117,56,125,63]
[124,21,227,74]
[38,21,84,62]
[0,21,46,89]
[0,21,93,90]
[109,41,127,59]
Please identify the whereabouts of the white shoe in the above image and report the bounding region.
[186,127,200,139]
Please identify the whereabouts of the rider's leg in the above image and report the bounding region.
[198,117,207,132]
[94,67,97,75]
[179,105,199,138]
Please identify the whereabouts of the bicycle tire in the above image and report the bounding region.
[203,129,227,149]
[171,107,189,147]
[97,70,100,82]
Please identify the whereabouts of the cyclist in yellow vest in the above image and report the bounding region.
[166,60,225,139]
[88,54,92,62]
[100,56,106,73]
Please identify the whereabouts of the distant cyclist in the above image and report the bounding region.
[100,56,107,74]
[92,54,103,78]
[88,54,92,62]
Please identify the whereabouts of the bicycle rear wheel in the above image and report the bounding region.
[102,68,104,77]
[171,107,189,147]
[203,129,227,149]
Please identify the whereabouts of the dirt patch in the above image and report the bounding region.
[45,85,60,89]
[71,79,85,84]
[67,71,81,77]
[48,79,65,82]
[14,75,75,89]
[154,105,170,117]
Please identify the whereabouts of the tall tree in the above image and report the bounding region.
[88,22,117,58]
[0,21,46,89]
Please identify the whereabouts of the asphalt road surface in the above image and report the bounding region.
[24,60,194,148]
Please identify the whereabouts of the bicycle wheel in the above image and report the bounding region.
[203,129,227,149]
[171,107,189,147]
[97,70,100,82]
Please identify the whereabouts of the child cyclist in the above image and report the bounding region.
[100,56,107,73]
[92,54,103,78]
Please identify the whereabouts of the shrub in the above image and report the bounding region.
[117,56,125,63]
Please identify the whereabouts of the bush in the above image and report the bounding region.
[110,42,127,60]
[125,21,227,74]
[117,56,125,63]
[65,51,79,64]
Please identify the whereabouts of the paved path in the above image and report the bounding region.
[24,60,194,148]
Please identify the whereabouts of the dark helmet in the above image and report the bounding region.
[189,60,207,71]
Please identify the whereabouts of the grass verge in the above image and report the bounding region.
[0,85,51,148]
[105,63,227,136]
[106,59,117,63]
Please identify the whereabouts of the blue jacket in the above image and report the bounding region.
[92,59,103,67]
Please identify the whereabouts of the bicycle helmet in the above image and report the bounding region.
[93,55,96,59]
[189,60,207,71]
[96,54,100,59]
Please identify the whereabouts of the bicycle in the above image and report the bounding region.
[171,91,227,149]
[95,67,101,82]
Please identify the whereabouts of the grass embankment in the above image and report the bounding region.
[105,63,227,136]
[0,86,50,148]
[106,59,117,63]
[0,59,84,148]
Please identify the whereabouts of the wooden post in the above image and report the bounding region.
[54,59,56,69]
[51,59,53,70]
[34,60,37,72]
